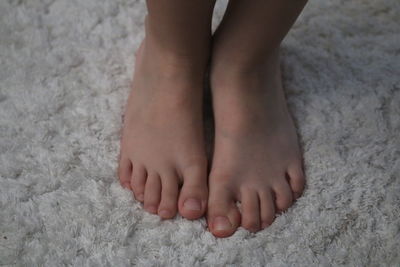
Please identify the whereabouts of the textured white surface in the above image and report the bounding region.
[1,0,399,266]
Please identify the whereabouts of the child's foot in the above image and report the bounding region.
[118,37,208,220]
[207,48,305,237]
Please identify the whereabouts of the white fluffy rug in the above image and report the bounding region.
[1,0,399,266]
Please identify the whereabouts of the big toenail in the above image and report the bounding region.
[213,216,232,231]
[183,198,201,211]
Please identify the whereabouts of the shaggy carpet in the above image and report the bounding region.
[0,0,399,266]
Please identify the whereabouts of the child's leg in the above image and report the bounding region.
[207,0,308,237]
[119,0,216,220]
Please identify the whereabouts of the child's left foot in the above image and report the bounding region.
[207,48,305,237]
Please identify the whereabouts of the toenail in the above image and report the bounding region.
[146,206,157,214]
[122,182,131,189]
[159,210,171,219]
[213,216,232,231]
[183,198,201,211]
[136,193,144,201]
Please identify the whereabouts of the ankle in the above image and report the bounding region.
[137,38,205,85]
[210,48,281,87]
[211,46,280,76]
[144,17,211,74]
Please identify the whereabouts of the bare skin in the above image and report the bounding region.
[119,40,208,220]
[119,0,308,236]
[207,49,305,237]
[118,0,216,220]
[207,0,308,237]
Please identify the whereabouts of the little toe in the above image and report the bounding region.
[158,171,179,219]
[178,166,208,220]
[258,189,275,228]
[287,164,305,199]
[131,164,147,202]
[143,173,162,214]
[207,186,241,238]
[118,156,132,189]
[273,180,293,213]
[240,188,261,232]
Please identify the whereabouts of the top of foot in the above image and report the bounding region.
[207,50,305,237]
[118,40,209,220]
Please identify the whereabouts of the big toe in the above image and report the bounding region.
[207,184,241,238]
[178,166,208,220]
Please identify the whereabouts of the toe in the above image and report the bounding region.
[158,171,179,219]
[207,185,241,238]
[178,165,208,220]
[118,156,132,189]
[131,164,147,202]
[287,164,305,199]
[143,173,162,214]
[273,180,293,213]
[240,188,261,232]
[258,189,275,229]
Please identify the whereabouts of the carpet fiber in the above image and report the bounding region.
[1,0,399,266]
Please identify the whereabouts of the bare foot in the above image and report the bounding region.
[207,48,305,237]
[118,36,208,220]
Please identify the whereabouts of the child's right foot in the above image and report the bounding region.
[118,37,208,220]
